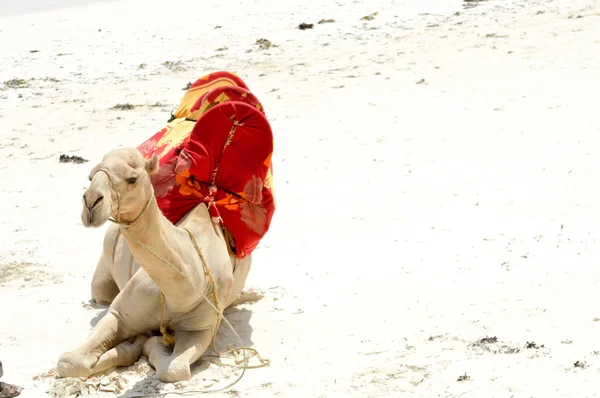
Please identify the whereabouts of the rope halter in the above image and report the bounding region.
[93,168,154,229]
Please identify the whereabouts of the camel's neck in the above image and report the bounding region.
[121,198,165,244]
[119,198,192,302]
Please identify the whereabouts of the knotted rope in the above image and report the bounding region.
[159,292,176,347]
[201,119,245,225]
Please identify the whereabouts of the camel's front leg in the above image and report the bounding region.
[91,250,119,305]
[57,310,140,377]
[91,224,122,305]
[144,328,213,382]
[88,334,148,375]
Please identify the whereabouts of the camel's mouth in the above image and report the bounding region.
[81,203,112,228]
[82,207,108,228]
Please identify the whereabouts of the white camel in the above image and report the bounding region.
[56,148,253,382]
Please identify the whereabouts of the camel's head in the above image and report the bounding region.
[82,148,158,228]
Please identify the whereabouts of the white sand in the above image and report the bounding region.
[1,0,600,396]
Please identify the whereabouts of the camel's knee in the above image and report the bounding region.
[91,247,120,305]
[56,351,96,378]
[91,276,119,305]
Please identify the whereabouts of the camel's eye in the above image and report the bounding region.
[126,177,137,185]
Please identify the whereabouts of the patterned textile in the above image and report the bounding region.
[137,71,275,258]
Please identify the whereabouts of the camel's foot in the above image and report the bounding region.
[144,336,191,382]
[57,335,147,378]
[155,360,192,383]
[90,335,148,375]
[56,351,97,378]
[229,287,265,308]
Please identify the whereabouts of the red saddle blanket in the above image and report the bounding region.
[137,71,275,258]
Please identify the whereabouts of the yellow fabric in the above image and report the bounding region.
[173,76,243,120]
[187,91,231,121]
[150,119,196,161]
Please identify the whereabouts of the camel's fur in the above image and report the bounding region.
[56,148,252,382]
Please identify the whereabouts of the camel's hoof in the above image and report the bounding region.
[56,352,92,378]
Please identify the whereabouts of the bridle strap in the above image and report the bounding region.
[108,194,154,228]
[94,168,153,229]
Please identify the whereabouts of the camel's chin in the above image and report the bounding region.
[81,208,110,228]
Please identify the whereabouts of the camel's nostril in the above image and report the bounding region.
[83,193,104,209]
[92,196,104,208]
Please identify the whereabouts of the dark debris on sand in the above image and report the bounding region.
[464,0,487,7]
[59,154,89,164]
[3,79,28,89]
[361,12,378,21]
[112,103,136,110]
[255,38,274,50]
[470,336,521,354]
[525,341,544,349]
[162,60,186,71]
[478,336,498,344]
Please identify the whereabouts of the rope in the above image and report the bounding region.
[95,169,121,222]
[159,292,176,347]
[108,194,154,229]
[184,229,268,368]
[183,228,222,351]
[94,162,270,395]
[203,119,244,225]
[118,225,270,396]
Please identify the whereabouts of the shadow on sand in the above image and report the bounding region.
[86,299,109,327]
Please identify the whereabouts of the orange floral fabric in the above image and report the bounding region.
[137,71,274,258]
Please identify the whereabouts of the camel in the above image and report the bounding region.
[56,147,253,382]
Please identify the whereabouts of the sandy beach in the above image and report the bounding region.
[1,0,600,396]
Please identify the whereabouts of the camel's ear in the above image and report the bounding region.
[145,156,159,174]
